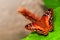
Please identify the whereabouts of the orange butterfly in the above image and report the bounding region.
[18,7,54,35]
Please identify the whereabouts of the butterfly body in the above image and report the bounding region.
[18,7,54,35]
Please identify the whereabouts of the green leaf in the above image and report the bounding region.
[23,7,60,40]
[43,0,60,9]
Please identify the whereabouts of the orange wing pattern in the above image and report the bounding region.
[18,7,54,35]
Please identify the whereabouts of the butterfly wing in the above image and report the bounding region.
[33,9,54,35]
[18,7,41,22]
[25,22,48,35]
[40,8,54,32]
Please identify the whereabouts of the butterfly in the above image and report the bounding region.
[18,7,54,35]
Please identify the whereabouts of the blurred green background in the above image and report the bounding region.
[23,0,60,40]
[43,0,60,9]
